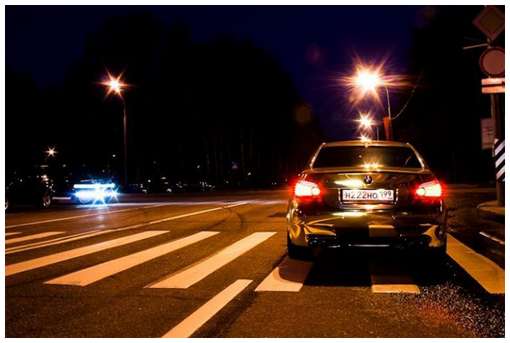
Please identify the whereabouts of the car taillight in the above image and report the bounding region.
[415,179,442,198]
[294,180,321,198]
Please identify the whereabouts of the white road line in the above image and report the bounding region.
[447,234,505,294]
[369,261,420,294]
[143,202,247,226]
[5,232,21,237]
[479,231,505,246]
[6,230,105,255]
[148,231,276,289]
[162,279,252,338]
[5,202,247,255]
[46,231,220,286]
[6,231,167,276]
[6,231,65,245]
[255,256,312,292]
[5,204,166,228]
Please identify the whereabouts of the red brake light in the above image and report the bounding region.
[294,180,321,198]
[415,179,442,198]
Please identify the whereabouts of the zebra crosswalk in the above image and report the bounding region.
[5,228,505,337]
[6,231,65,245]
[46,231,219,286]
[5,229,504,294]
[147,232,276,289]
[6,231,167,276]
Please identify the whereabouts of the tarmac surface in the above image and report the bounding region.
[4,186,505,337]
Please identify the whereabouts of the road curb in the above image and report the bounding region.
[477,201,505,224]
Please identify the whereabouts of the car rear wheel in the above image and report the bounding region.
[287,235,311,260]
[39,193,52,208]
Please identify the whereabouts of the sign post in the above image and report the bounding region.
[474,5,505,206]
[481,118,494,150]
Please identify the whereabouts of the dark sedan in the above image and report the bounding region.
[287,140,447,259]
[6,171,55,211]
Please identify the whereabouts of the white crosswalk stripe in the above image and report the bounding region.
[163,279,252,338]
[6,231,65,245]
[6,231,168,276]
[6,232,22,237]
[6,202,247,255]
[147,232,276,289]
[46,231,220,286]
[369,258,420,294]
[6,229,105,255]
[447,234,504,294]
[255,257,312,292]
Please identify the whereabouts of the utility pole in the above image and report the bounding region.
[383,86,393,140]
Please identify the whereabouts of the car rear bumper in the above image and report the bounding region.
[287,206,447,249]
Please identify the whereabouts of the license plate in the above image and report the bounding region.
[341,189,394,202]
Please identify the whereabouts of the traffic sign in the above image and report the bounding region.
[473,6,505,41]
[481,78,505,94]
[479,47,505,77]
[481,118,494,150]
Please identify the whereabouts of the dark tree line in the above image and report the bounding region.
[7,12,322,188]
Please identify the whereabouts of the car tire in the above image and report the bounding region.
[287,235,311,260]
[39,192,52,209]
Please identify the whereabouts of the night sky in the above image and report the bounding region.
[7,5,426,138]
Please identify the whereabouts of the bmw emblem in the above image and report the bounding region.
[363,175,373,185]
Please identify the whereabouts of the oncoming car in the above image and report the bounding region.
[287,140,447,260]
[71,180,118,204]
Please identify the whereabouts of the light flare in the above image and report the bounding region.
[73,183,118,204]
[46,147,57,157]
[101,71,128,97]
[359,134,372,142]
[357,113,375,129]
[340,58,409,105]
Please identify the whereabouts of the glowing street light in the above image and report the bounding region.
[353,67,383,98]
[344,62,395,140]
[45,147,57,157]
[102,72,127,97]
[357,113,374,129]
[102,70,129,188]
[356,112,380,140]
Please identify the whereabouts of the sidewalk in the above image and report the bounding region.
[477,200,505,224]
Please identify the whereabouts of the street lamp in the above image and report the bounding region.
[343,63,395,140]
[356,112,380,140]
[102,71,129,188]
[45,146,57,158]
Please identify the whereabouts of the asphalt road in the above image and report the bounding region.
[4,187,504,337]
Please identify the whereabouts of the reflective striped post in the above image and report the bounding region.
[494,138,505,205]
[491,92,504,206]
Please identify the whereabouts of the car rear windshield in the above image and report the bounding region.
[313,145,423,169]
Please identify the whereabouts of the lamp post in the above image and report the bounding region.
[102,72,128,188]
[350,65,393,140]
